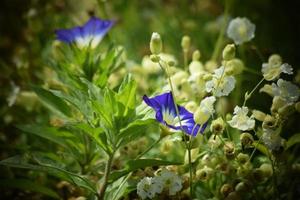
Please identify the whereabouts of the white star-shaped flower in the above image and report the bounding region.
[228,106,255,131]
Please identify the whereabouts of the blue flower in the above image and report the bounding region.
[55,17,114,49]
[143,92,207,136]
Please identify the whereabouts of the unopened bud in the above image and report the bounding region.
[220,183,234,197]
[224,142,235,159]
[240,132,254,147]
[185,101,198,113]
[196,166,214,181]
[167,60,175,67]
[271,96,286,113]
[222,44,236,61]
[262,115,278,130]
[268,54,282,66]
[210,117,225,135]
[259,163,273,177]
[225,58,244,75]
[150,54,160,63]
[192,50,201,61]
[235,181,251,193]
[225,192,241,200]
[252,109,266,121]
[181,35,191,52]
[150,32,162,55]
[237,153,249,165]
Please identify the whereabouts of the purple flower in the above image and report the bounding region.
[55,17,114,49]
[143,92,207,136]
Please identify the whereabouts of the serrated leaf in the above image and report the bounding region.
[0,179,60,199]
[109,159,182,183]
[32,86,72,117]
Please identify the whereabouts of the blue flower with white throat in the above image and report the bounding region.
[143,92,207,136]
[55,17,114,49]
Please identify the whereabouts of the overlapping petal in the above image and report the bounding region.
[55,17,114,48]
[143,92,206,136]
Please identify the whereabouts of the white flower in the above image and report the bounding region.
[205,66,236,97]
[228,106,255,131]
[227,17,255,45]
[137,177,163,199]
[262,128,284,151]
[262,62,293,81]
[194,96,216,125]
[158,169,182,196]
[272,79,300,103]
[7,82,20,107]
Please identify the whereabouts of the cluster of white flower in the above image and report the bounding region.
[137,169,182,199]
[205,66,236,97]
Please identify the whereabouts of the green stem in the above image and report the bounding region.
[158,60,193,197]
[211,0,231,61]
[183,50,188,71]
[247,133,263,163]
[243,77,264,107]
[98,151,115,200]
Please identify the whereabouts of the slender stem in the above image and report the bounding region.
[183,50,188,71]
[243,77,264,107]
[98,152,115,200]
[211,0,231,61]
[247,133,263,163]
[158,60,193,197]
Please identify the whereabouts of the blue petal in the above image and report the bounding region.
[55,17,114,46]
[143,92,207,136]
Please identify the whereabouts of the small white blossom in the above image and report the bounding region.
[158,169,182,196]
[262,62,293,81]
[227,17,255,45]
[262,128,284,151]
[194,96,216,125]
[272,79,300,104]
[205,66,236,97]
[7,82,20,107]
[228,106,255,131]
[137,177,163,199]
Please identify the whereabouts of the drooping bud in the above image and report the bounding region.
[210,117,225,135]
[181,35,191,52]
[240,132,254,147]
[150,32,162,55]
[222,44,236,61]
[252,109,266,121]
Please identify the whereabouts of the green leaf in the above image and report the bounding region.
[0,179,60,199]
[0,155,97,193]
[252,141,271,157]
[118,119,155,146]
[32,86,72,117]
[17,124,77,148]
[74,123,111,153]
[109,159,182,183]
[286,133,300,149]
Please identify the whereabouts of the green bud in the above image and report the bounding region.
[160,124,172,138]
[223,142,235,159]
[262,115,278,130]
[235,181,251,193]
[252,168,266,182]
[150,32,162,55]
[210,117,225,135]
[192,50,201,61]
[181,35,191,52]
[259,163,273,177]
[220,183,234,197]
[240,132,254,147]
[149,54,160,63]
[252,109,266,121]
[225,113,232,121]
[225,59,244,75]
[237,153,249,165]
[196,166,214,181]
[222,44,236,61]
[271,96,286,113]
[225,192,241,200]
[203,73,212,81]
[185,101,198,113]
[167,60,175,67]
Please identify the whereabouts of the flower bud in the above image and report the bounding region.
[252,168,266,182]
[222,44,236,61]
[192,50,201,61]
[210,117,225,135]
[167,60,175,67]
[185,101,198,113]
[160,140,173,155]
[160,124,172,138]
[220,183,234,197]
[205,60,218,73]
[196,166,214,181]
[181,35,191,52]
[225,192,241,200]
[225,58,244,75]
[271,96,286,113]
[237,164,252,178]
[150,32,162,55]
[235,181,251,193]
[259,163,273,177]
[240,132,254,147]
[194,107,209,125]
[237,153,249,165]
[252,109,266,121]
[262,115,278,130]
[268,54,282,66]
[259,84,274,96]
[223,142,235,159]
[203,73,212,81]
[149,54,160,63]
